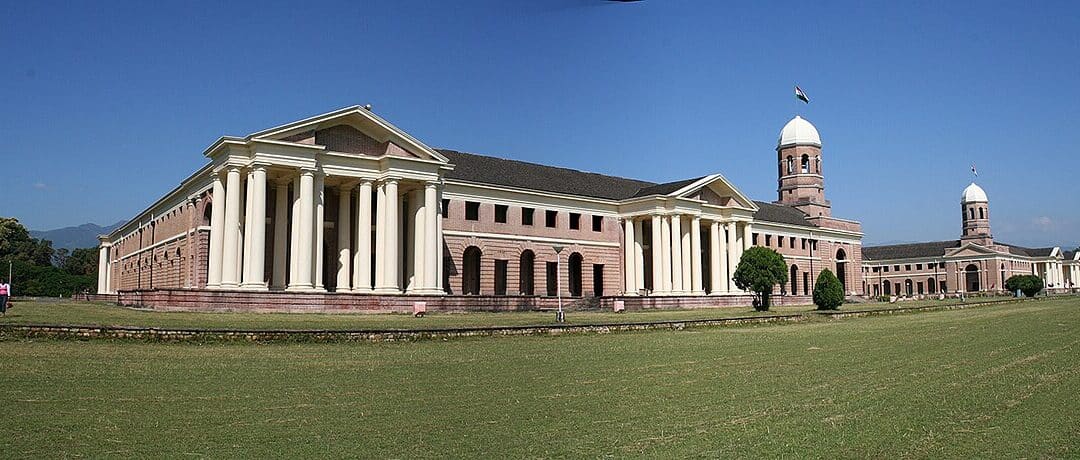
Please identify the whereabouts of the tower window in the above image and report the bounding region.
[979,208,984,219]
[786,156,794,174]
[801,154,809,173]
[816,156,821,173]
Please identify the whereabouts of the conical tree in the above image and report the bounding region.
[813,268,844,310]
[733,247,788,311]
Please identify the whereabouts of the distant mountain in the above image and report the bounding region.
[31,221,126,250]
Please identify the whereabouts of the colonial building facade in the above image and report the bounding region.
[96,106,864,312]
[861,183,1078,297]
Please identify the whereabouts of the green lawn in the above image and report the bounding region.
[1,297,1077,457]
[0,296,1003,331]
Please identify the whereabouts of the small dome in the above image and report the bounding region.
[778,116,821,148]
[962,183,988,203]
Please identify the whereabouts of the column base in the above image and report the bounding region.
[239,282,268,290]
[219,282,240,289]
[373,286,402,294]
[410,288,445,295]
[286,284,317,292]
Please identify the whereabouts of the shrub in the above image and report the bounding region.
[733,247,788,311]
[813,268,844,310]
[1004,275,1043,297]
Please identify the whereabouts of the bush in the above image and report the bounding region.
[1004,275,1043,297]
[813,268,844,310]
[733,247,788,311]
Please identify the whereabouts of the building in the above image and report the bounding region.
[861,183,1079,297]
[96,106,863,312]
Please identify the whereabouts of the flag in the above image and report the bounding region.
[971,163,978,177]
[795,85,809,104]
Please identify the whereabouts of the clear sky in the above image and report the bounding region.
[1,0,1077,249]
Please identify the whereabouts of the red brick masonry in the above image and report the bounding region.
[117,289,810,313]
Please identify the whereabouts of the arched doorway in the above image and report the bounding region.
[882,280,891,295]
[519,250,535,295]
[462,246,482,295]
[905,279,913,297]
[965,264,980,292]
[568,252,583,297]
[835,249,847,294]
[790,265,799,295]
[927,277,936,294]
[1000,264,1006,291]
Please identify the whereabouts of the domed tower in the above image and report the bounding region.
[776,116,830,217]
[960,183,992,246]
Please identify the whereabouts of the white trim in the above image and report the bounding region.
[442,230,620,248]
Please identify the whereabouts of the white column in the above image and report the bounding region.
[377,179,400,293]
[220,167,243,288]
[709,220,723,294]
[97,244,110,294]
[354,181,373,292]
[660,215,672,294]
[336,184,352,292]
[409,189,425,293]
[670,215,684,294]
[690,216,702,294]
[623,217,637,295]
[651,215,663,294]
[743,223,753,251]
[206,173,226,288]
[242,165,267,289]
[272,179,288,289]
[436,186,445,293]
[289,169,315,290]
[726,222,738,292]
[288,176,301,289]
[241,169,254,286]
[374,182,387,289]
[633,219,645,292]
[423,182,440,293]
[313,172,325,290]
[680,217,692,292]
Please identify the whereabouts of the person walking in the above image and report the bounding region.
[0,278,9,316]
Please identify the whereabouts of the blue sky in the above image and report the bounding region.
[1,0,1077,249]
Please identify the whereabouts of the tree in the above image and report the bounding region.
[1005,275,1043,298]
[733,246,788,311]
[63,247,99,277]
[813,268,844,310]
[0,217,55,266]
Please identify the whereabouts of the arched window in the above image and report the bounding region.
[519,250,535,295]
[979,208,985,219]
[568,253,583,297]
[786,156,794,174]
[801,154,810,173]
[815,156,821,173]
[969,208,975,220]
[1000,264,1006,291]
[835,249,847,294]
[462,246,482,295]
[790,265,798,295]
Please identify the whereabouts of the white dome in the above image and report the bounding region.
[778,116,821,148]
[962,183,988,203]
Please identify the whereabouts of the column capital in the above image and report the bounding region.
[251,162,271,171]
[299,167,317,177]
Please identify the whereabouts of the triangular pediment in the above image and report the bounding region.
[249,106,448,163]
[675,174,758,210]
[944,243,998,257]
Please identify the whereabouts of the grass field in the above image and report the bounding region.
[0,296,997,331]
[1,297,1077,457]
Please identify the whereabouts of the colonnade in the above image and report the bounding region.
[623,215,751,295]
[205,165,443,294]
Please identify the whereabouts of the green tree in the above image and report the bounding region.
[0,217,54,266]
[813,268,844,310]
[1005,274,1043,297]
[63,247,100,277]
[733,246,788,311]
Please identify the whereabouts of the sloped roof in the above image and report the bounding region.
[632,177,706,198]
[862,240,961,261]
[438,149,654,200]
[997,243,1054,258]
[752,201,815,227]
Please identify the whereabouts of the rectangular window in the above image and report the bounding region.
[546,210,557,228]
[592,215,602,232]
[441,199,450,218]
[884,266,889,272]
[801,238,806,250]
[494,204,508,224]
[495,260,508,295]
[917,282,924,295]
[569,213,581,230]
[894,265,901,272]
[752,233,759,245]
[791,238,795,249]
[465,201,480,221]
[916,264,923,270]
[546,262,558,296]
[928,263,936,269]
[522,207,534,226]
[593,264,604,296]
[905,265,911,271]
[765,235,772,247]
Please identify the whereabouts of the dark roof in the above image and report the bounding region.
[998,243,1054,258]
[632,177,706,198]
[438,149,655,200]
[862,240,960,261]
[752,201,815,227]
[1064,250,1076,260]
